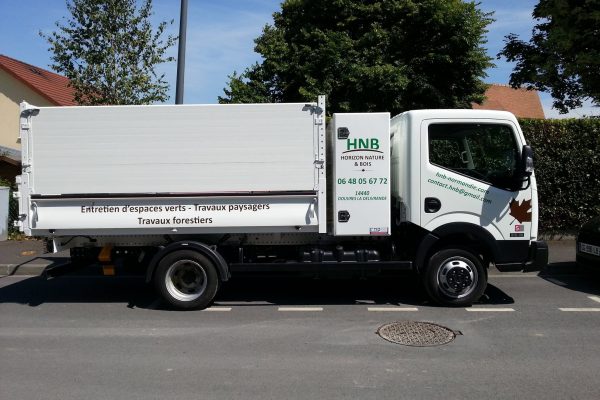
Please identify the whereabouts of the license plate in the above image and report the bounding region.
[580,242,600,256]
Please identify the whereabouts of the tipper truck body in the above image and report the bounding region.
[14,96,548,308]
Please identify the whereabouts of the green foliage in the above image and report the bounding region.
[0,178,19,239]
[499,0,600,114]
[41,0,176,105]
[220,0,494,115]
[520,118,600,233]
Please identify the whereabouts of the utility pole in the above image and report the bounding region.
[175,0,188,104]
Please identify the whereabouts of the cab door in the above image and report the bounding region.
[420,120,533,243]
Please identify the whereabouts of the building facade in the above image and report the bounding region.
[0,55,75,180]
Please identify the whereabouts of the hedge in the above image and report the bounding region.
[520,118,600,234]
[0,178,19,238]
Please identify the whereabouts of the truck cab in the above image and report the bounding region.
[391,110,547,304]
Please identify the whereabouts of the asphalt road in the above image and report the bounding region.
[1,242,599,400]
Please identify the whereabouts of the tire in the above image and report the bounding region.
[423,247,487,307]
[154,250,220,310]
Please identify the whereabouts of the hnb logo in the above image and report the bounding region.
[346,138,380,151]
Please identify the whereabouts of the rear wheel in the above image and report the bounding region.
[154,250,219,310]
[423,247,487,306]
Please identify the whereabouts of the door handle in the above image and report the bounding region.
[424,197,441,213]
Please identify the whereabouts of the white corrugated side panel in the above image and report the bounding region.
[30,103,317,195]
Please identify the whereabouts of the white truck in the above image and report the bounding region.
[15,96,547,309]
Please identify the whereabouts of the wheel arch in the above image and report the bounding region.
[415,222,499,272]
[145,241,230,283]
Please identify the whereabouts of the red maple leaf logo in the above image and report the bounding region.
[509,199,532,223]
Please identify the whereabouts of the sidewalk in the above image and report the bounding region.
[0,240,70,276]
[0,239,578,277]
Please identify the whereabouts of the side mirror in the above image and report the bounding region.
[514,145,533,191]
[521,145,534,177]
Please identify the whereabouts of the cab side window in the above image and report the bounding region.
[429,123,519,190]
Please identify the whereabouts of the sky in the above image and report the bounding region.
[0,0,596,118]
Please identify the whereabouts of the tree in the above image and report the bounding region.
[41,0,176,105]
[499,0,600,114]
[219,0,494,115]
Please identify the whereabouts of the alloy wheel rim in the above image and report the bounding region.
[437,257,478,299]
[165,260,208,302]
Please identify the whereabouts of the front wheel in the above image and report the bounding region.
[154,250,220,310]
[423,248,487,306]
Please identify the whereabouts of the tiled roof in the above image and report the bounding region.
[0,54,76,106]
[472,84,545,119]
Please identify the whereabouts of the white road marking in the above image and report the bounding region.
[278,307,323,312]
[466,307,515,312]
[588,296,600,304]
[213,301,275,306]
[559,308,600,312]
[203,307,232,312]
[367,307,418,312]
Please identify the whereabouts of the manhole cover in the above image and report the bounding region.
[376,321,457,347]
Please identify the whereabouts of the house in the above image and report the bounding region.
[0,54,75,181]
[472,84,545,119]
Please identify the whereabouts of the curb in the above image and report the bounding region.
[1,263,49,276]
[0,259,70,277]
[0,241,577,277]
[541,235,577,241]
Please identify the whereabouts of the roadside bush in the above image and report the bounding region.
[0,178,19,238]
[520,118,600,234]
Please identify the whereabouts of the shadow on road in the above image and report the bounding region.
[538,261,600,296]
[478,284,514,305]
[0,270,516,309]
[0,275,156,309]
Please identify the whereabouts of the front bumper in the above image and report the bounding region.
[496,240,548,272]
[576,250,600,269]
[576,232,600,269]
[524,240,548,272]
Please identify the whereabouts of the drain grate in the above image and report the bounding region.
[376,321,458,347]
